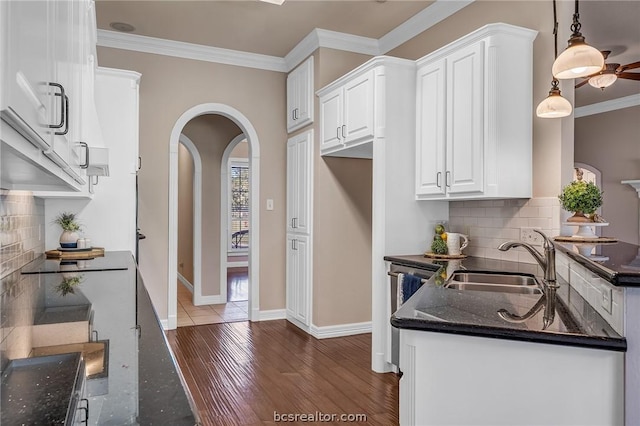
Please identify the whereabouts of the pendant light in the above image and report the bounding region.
[537,0,572,118]
[552,0,604,79]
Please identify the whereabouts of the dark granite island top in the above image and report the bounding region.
[554,240,640,286]
[6,251,199,425]
[386,255,626,352]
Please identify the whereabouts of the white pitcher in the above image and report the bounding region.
[447,233,469,256]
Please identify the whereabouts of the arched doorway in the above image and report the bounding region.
[169,104,261,329]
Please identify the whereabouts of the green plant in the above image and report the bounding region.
[431,236,448,255]
[53,212,81,232]
[56,275,83,296]
[558,180,603,215]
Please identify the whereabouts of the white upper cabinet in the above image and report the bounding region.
[1,0,99,192]
[286,56,314,133]
[318,57,414,159]
[415,23,538,201]
[318,67,377,158]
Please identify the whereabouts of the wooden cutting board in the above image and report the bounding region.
[45,247,105,259]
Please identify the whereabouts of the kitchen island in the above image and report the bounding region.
[388,254,625,426]
[1,251,198,425]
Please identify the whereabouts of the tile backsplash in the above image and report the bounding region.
[1,190,45,370]
[448,197,561,264]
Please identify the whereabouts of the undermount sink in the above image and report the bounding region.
[444,271,544,295]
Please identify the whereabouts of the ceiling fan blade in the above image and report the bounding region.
[618,72,640,81]
[575,78,590,89]
[617,61,640,73]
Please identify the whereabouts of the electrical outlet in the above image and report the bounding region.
[520,227,543,245]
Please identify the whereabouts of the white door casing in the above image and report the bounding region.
[169,103,261,330]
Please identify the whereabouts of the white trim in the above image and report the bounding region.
[259,309,287,321]
[169,104,261,330]
[177,272,194,292]
[161,318,170,330]
[574,94,640,118]
[178,134,205,306]
[227,261,249,268]
[220,134,248,304]
[227,157,250,253]
[309,321,372,339]
[378,0,475,54]
[96,66,141,81]
[194,294,225,306]
[97,29,287,72]
[98,0,476,73]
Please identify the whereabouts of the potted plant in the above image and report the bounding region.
[558,178,603,223]
[53,212,82,248]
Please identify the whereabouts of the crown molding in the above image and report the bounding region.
[97,0,475,73]
[574,94,640,118]
[96,29,287,72]
[378,0,475,54]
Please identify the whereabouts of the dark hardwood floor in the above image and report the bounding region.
[166,320,399,425]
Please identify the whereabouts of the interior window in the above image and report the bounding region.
[229,160,249,251]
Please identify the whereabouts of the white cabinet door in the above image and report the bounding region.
[416,59,446,197]
[286,130,313,235]
[446,42,484,195]
[319,87,342,151]
[286,234,310,326]
[1,0,53,149]
[286,56,313,133]
[343,69,375,144]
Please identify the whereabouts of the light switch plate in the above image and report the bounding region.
[266,199,274,211]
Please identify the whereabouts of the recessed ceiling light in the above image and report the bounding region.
[260,0,285,5]
[109,22,135,33]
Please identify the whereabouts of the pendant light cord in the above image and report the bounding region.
[552,0,560,88]
[571,0,582,35]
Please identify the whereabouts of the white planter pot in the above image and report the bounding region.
[59,230,79,248]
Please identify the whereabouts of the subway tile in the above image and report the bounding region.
[538,206,552,219]
[518,206,539,218]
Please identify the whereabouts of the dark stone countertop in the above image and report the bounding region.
[386,255,626,352]
[21,251,131,274]
[554,240,640,286]
[4,251,198,425]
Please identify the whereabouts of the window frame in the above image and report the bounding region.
[227,158,250,253]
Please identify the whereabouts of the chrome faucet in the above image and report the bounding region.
[498,229,557,288]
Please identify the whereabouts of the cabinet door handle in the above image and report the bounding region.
[293,218,297,228]
[78,142,89,169]
[48,82,65,129]
[436,171,441,188]
[336,127,341,140]
[55,94,69,136]
[446,171,451,187]
[138,156,142,171]
[80,398,89,424]
[341,125,346,139]
[295,108,299,120]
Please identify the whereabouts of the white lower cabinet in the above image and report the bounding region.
[399,329,624,425]
[286,234,311,328]
[415,23,538,200]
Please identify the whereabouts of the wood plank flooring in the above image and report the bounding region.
[166,320,399,425]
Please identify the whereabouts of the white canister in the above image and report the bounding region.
[84,238,91,249]
[77,238,86,249]
[446,233,469,256]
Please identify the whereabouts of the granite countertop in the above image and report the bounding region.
[386,255,626,352]
[554,240,640,286]
[4,251,198,425]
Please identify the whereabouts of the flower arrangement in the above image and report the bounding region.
[558,179,603,222]
[53,212,82,232]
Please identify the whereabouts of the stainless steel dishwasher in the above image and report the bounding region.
[388,262,437,369]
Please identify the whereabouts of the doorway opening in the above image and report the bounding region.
[169,103,261,330]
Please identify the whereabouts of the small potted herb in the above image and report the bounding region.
[558,176,603,222]
[53,212,82,248]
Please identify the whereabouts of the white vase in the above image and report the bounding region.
[59,230,79,248]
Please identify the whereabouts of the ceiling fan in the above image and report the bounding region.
[575,51,640,90]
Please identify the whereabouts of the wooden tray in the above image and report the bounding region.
[553,236,618,244]
[45,247,105,259]
[424,252,467,259]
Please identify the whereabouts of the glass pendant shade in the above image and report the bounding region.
[552,37,604,79]
[536,86,572,118]
[589,73,617,89]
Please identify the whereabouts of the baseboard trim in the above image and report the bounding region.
[227,261,249,268]
[177,273,194,292]
[309,321,372,339]
[161,318,170,330]
[259,309,287,321]
[194,294,225,306]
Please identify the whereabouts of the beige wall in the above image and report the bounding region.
[575,106,640,244]
[96,47,287,317]
[177,143,194,284]
[306,49,374,327]
[230,140,248,158]
[182,115,242,296]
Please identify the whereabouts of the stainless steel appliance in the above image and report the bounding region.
[388,262,435,368]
